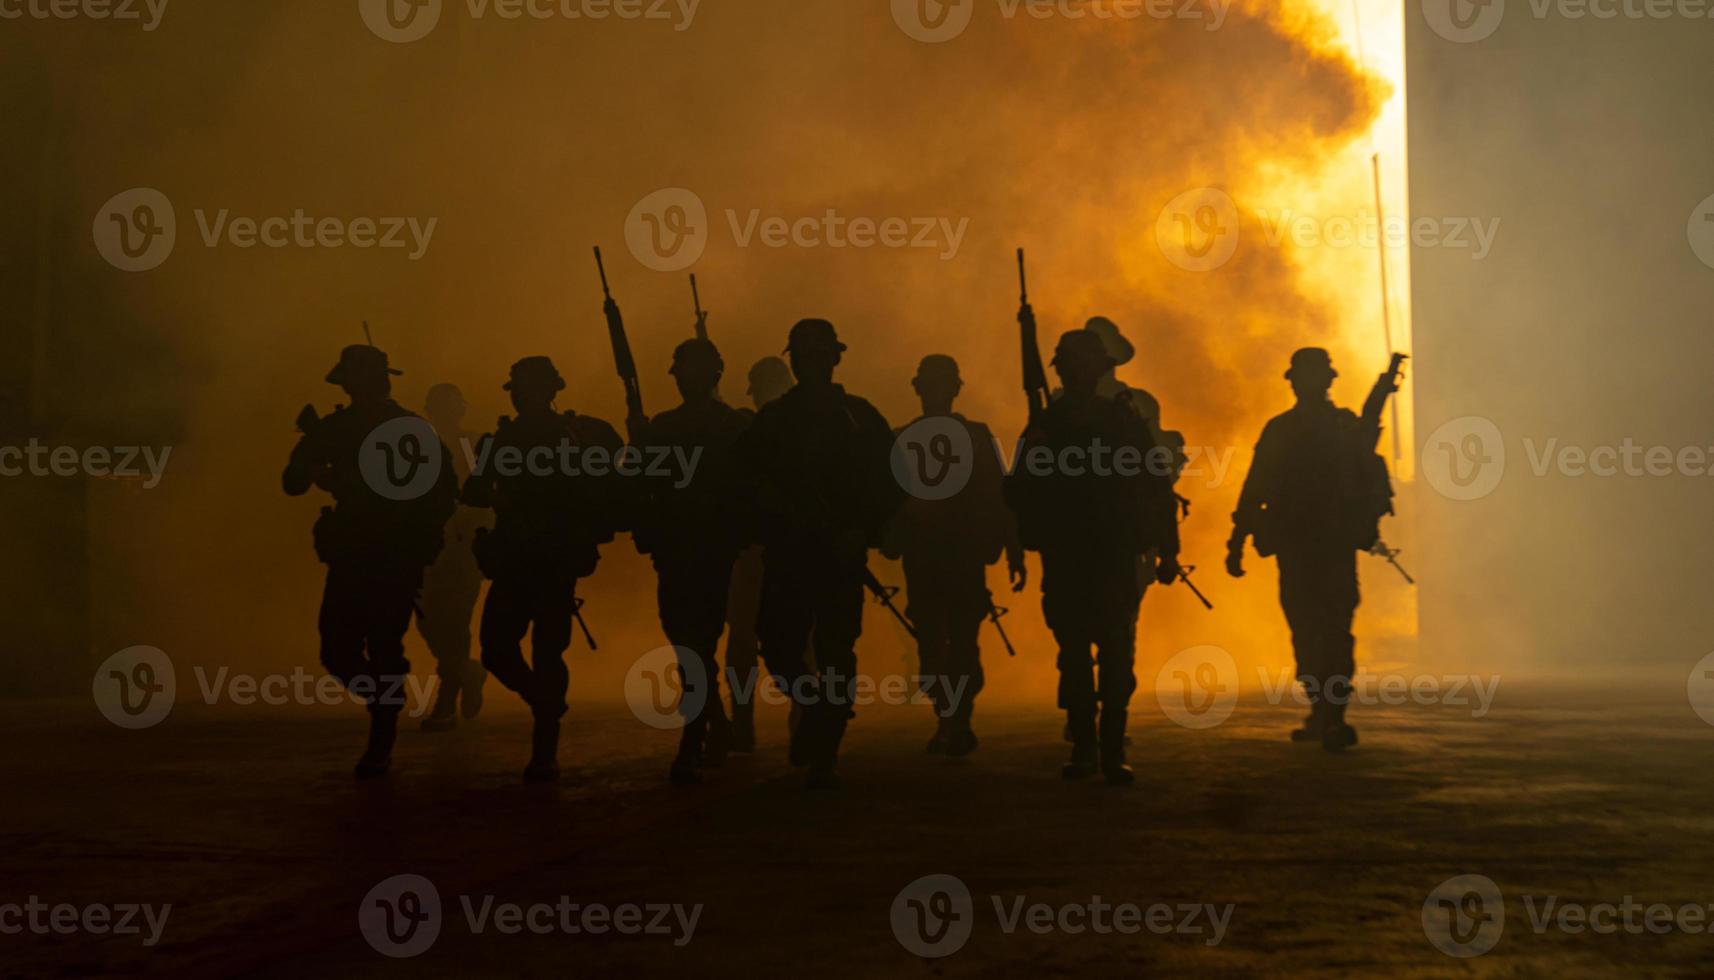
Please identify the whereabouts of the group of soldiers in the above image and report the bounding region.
[283,306,1402,789]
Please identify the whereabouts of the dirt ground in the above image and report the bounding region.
[6,685,1714,978]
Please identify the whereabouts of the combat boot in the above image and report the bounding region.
[671,722,705,786]
[420,679,459,732]
[945,704,978,758]
[356,710,397,779]
[1321,701,1357,753]
[461,663,487,720]
[1100,709,1134,785]
[1290,701,1324,743]
[1062,711,1099,780]
[524,716,561,783]
[925,715,950,755]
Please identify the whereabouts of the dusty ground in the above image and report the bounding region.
[6,686,1714,978]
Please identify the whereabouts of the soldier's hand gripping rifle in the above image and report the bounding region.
[593,247,646,440]
[690,274,709,342]
[1017,248,1050,426]
[863,567,918,639]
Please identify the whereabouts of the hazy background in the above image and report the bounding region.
[3,0,1427,701]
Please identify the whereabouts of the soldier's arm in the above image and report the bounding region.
[1229,420,1281,549]
[857,400,905,543]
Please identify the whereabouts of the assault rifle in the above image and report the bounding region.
[593,247,646,439]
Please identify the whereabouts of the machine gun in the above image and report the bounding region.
[593,247,646,439]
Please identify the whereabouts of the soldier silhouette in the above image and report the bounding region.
[282,344,459,778]
[881,355,1023,756]
[1005,330,1181,784]
[1227,347,1398,752]
[734,320,901,789]
[462,357,625,782]
[723,356,794,752]
[416,383,490,731]
[634,339,750,784]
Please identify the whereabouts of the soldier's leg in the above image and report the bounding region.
[317,564,371,694]
[1316,549,1361,749]
[907,580,956,752]
[1276,549,1327,740]
[942,585,988,754]
[658,555,735,783]
[478,577,539,708]
[803,568,865,784]
[512,571,575,783]
[1042,550,1100,778]
[758,554,816,765]
[454,578,487,719]
[415,582,471,729]
[723,547,764,750]
[350,569,419,777]
[1093,582,1142,784]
